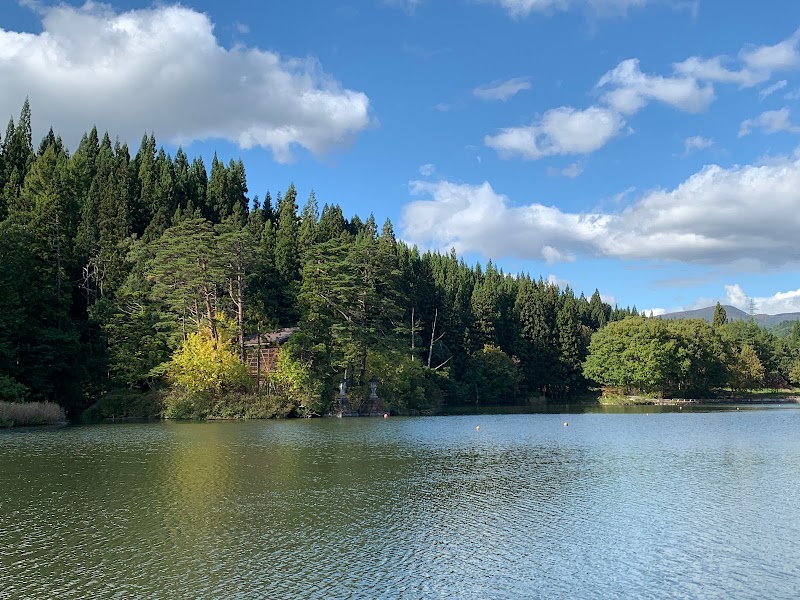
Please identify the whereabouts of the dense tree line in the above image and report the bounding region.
[0,102,641,416]
[584,305,800,398]
[10,102,794,418]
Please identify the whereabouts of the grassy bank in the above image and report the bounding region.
[597,388,800,406]
[0,401,66,427]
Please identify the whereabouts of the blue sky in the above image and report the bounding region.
[3,1,800,315]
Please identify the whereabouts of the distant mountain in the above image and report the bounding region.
[659,304,800,328]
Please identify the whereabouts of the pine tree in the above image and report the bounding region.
[148,218,226,344]
[318,203,347,241]
[712,302,728,327]
[555,291,585,398]
[1,100,35,220]
[207,154,229,220]
[589,289,608,329]
[131,134,156,236]
[0,222,81,406]
[188,156,208,218]
[274,183,300,282]
[298,190,319,254]
[143,148,175,241]
[228,158,249,224]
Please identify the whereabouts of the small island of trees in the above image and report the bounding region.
[2,102,799,423]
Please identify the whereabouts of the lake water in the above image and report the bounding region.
[2,407,800,599]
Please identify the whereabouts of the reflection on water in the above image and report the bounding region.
[2,409,800,598]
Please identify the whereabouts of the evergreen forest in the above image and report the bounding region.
[2,102,799,420]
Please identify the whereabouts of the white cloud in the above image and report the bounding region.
[0,3,371,162]
[673,56,762,87]
[401,154,800,268]
[473,77,532,101]
[547,273,571,288]
[597,58,715,114]
[611,186,636,204]
[600,293,617,306]
[675,29,800,88]
[738,108,800,137]
[488,29,800,162]
[547,162,584,178]
[402,179,613,259]
[485,106,623,160]
[419,163,436,176]
[486,0,648,18]
[724,284,750,311]
[758,288,800,314]
[759,79,787,99]
[741,30,800,73]
[683,135,713,155]
[542,245,575,263]
[725,284,800,314]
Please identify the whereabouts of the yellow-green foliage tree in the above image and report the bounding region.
[168,318,250,395]
[789,359,800,386]
[266,348,321,415]
[728,344,765,392]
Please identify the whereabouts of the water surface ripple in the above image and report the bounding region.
[2,409,799,598]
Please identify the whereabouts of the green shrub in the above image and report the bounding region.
[207,392,296,419]
[82,388,165,422]
[162,389,214,419]
[0,375,28,403]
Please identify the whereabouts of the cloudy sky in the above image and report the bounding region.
[3,0,800,315]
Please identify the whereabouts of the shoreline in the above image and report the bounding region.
[647,396,800,406]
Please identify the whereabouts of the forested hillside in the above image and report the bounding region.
[4,102,800,418]
[1,101,644,417]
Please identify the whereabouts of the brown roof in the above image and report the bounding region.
[243,328,296,347]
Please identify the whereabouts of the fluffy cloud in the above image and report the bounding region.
[488,29,800,162]
[597,59,714,114]
[724,284,750,310]
[547,273,571,288]
[673,56,763,87]
[741,30,800,73]
[738,108,800,137]
[725,284,800,314]
[0,3,371,162]
[484,106,623,159]
[401,154,800,268]
[683,135,713,155]
[402,179,612,259]
[674,29,800,88]
[473,77,532,101]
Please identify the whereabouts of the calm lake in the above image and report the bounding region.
[2,406,800,599]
